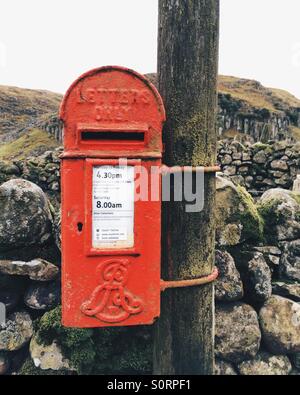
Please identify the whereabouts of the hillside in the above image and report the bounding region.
[0,75,300,160]
[147,73,300,113]
[218,75,300,114]
[147,74,300,142]
[0,85,62,143]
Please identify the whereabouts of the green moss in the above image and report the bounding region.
[0,128,59,160]
[236,185,264,242]
[291,192,300,206]
[34,306,152,375]
[252,142,273,154]
[257,198,282,243]
[19,359,71,376]
[35,307,95,374]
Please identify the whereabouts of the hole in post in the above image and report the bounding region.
[77,222,83,232]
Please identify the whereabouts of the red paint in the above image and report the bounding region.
[60,66,165,327]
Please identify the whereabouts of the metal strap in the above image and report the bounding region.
[160,267,219,292]
[160,165,220,174]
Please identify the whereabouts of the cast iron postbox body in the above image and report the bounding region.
[60,66,165,327]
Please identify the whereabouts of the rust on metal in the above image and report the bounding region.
[160,267,219,292]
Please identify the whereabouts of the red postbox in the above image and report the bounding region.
[60,66,165,327]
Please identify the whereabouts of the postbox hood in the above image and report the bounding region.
[59,66,166,122]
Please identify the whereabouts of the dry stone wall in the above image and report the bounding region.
[217,140,300,197]
[0,142,300,375]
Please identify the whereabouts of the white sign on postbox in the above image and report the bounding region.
[92,165,135,249]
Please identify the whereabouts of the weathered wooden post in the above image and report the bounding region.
[153,0,220,374]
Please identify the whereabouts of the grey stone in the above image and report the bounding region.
[274,175,291,186]
[232,160,242,166]
[53,210,61,251]
[215,303,261,363]
[221,155,232,165]
[253,150,267,164]
[270,160,289,171]
[230,175,245,186]
[270,170,285,178]
[30,336,73,371]
[279,240,300,281]
[253,246,282,256]
[237,352,292,375]
[242,153,252,161]
[243,252,272,302]
[272,282,300,302]
[239,166,249,174]
[258,189,300,242]
[232,153,242,160]
[223,166,236,176]
[245,176,253,188]
[253,246,281,269]
[262,178,275,187]
[0,258,59,281]
[214,359,237,375]
[259,295,300,354]
[0,312,33,351]
[216,176,263,246]
[215,250,244,302]
[24,281,60,311]
[0,179,53,251]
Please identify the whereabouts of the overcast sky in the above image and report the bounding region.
[0,0,300,98]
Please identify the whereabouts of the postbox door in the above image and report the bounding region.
[61,158,161,328]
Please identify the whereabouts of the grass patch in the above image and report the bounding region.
[0,128,60,160]
[289,126,300,141]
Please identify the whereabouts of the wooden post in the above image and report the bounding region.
[153,0,219,375]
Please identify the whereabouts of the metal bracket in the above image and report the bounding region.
[160,165,220,174]
[160,267,218,292]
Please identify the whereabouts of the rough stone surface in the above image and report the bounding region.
[214,359,237,375]
[215,303,261,363]
[0,312,33,351]
[0,179,53,251]
[253,150,267,164]
[215,250,244,302]
[30,336,72,371]
[53,210,61,251]
[272,282,300,302]
[279,240,300,281]
[218,140,300,196]
[24,281,60,311]
[0,258,59,281]
[243,252,272,302]
[259,296,300,354]
[216,175,263,246]
[237,352,292,375]
[258,189,300,242]
[253,246,282,271]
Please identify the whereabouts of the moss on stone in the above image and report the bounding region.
[257,198,283,242]
[258,198,282,227]
[19,358,70,375]
[34,306,152,375]
[291,192,300,206]
[252,142,273,155]
[235,185,264,242]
